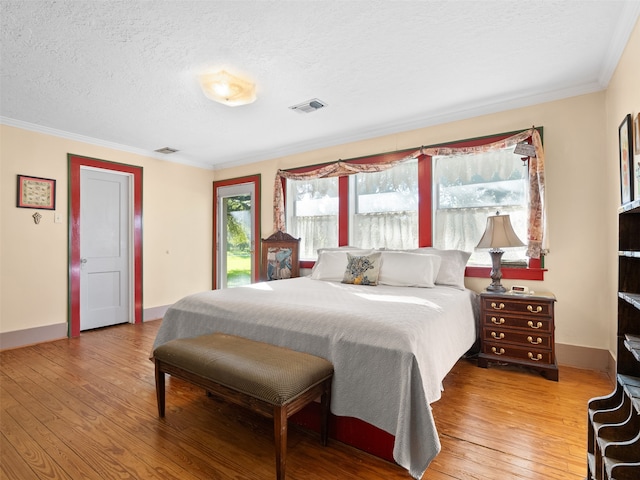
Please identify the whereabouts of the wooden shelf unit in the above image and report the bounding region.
[587,199,640,480]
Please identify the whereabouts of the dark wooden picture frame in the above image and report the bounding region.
[619,114,634,205]
[261,231,300,281]
[16,174,56,210]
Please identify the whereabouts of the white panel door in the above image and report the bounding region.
[80,168,131,330]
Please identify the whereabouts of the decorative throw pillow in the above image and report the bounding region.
[342,252,381,286]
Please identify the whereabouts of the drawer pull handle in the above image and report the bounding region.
[527,321,543,329]
[491,347,506,356]
[491,302,505,310]
[528,352,543,361]
[491,332,505,340]
[527,305,543,313]
[527,336,543,345]
[491,317,505,325]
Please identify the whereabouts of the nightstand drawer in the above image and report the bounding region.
[482,342,554,365]
[482,329,553,349]
[482,298,553,316]
[482,314,552,333]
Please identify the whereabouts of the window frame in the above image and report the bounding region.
[283,130,545,280]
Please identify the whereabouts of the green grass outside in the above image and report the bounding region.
[226,250,251,287]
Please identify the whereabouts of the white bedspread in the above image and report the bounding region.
[152,277,478,479]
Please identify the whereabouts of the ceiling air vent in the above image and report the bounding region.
[155,147,179,154]
[289,98,327,114]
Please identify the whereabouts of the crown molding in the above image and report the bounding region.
[211,81,605,170]
[597,1,640,87]
[0,117,215,170]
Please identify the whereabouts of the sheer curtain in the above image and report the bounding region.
[352,159,418,249]
[286,177,339,259]
[353,211,418,249]
[293,215,338,259]
[434,206,527,264]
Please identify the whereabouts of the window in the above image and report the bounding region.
[281,129,544,279]
[350,159,419,250]
[433,147,528,266]
[286,177,339,260]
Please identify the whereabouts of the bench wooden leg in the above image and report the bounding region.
[274,405,288,480]
[320,378,331,446]
[154,360,166,418]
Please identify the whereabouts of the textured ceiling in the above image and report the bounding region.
[1,1,639,170]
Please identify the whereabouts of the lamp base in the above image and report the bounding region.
[486,249,506,293]
[485,283,507,293]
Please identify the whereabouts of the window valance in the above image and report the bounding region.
[274,127,546,258]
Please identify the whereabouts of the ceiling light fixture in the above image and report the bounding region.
[198,70,256,107]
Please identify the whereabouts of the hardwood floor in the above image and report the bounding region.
[1,320,612,479]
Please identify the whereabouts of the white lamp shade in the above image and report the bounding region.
[476,214,525,249]
[198,70,256,106]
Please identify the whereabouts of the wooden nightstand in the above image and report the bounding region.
[477,291,558,381]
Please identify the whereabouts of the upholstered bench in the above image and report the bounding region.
[153,333,334,480]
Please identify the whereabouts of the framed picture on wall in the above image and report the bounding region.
[619,114,633,205]
[634,113,640,155]
[16,174,56,210]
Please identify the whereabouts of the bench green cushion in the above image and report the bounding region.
[153,333,333,406]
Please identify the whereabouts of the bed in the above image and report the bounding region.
[151,248,479,479]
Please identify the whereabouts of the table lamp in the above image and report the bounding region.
[476,212,525,292]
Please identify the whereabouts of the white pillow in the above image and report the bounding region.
[311,250,373,281]
[410,248,471,290]
[310,246,367,276]
[316,246,360,255]
[378,251,441,287]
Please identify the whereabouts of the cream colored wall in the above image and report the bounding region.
[0,125,214,335]
[213,92,612,352]
[1,19,637,357]
[604,18,640,359]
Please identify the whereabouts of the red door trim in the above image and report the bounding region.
[212,175,261,289]
[68,154,143,338]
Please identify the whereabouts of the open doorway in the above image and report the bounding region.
[213,175,260,289]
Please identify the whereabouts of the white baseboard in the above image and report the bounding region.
[0,305,172,350]
[0,323,68,350]
[143,304,171,322]
[555,342,614,375]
